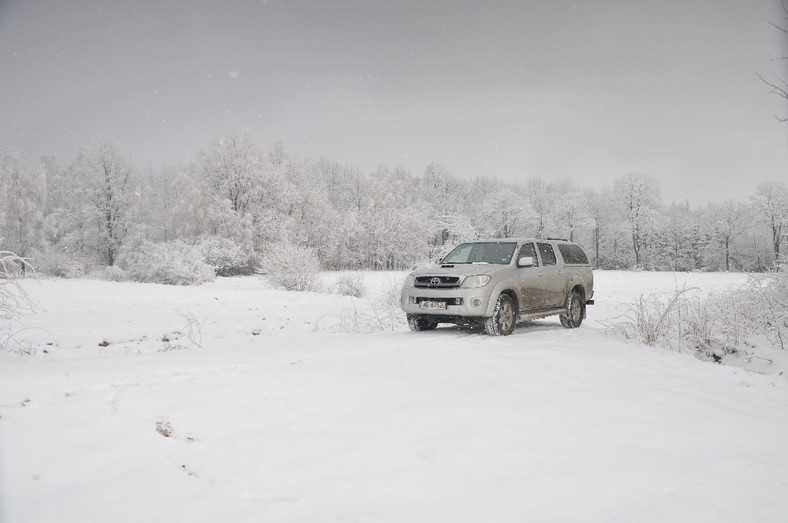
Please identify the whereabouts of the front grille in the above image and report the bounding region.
[414,275,461,288]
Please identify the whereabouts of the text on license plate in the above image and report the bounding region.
[419,300,447,310]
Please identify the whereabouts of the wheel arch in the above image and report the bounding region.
[485,286,519,317]
[570,284,586,301]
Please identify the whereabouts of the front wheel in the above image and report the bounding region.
[485,294,516,336]
[407,314,439,331]
[560,290,584,328]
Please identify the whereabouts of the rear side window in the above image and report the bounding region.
[537,242,557,266]
[557,244,590,265]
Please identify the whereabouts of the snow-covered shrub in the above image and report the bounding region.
[101,265,128,282]
[368,274,407,331]
[197,236,257,276]
[334,273,365,298]
[320,274,406,333]
[120,240,215,286]
[259,242,320,292]
[1,252,31,317]
[604,287,693,347]
[604,286,741,363]
[36,249,86,278]
[728,271,788,351]
[607,271,788,370]
[1,252,33,348]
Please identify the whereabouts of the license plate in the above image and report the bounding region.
[420,300,446,310]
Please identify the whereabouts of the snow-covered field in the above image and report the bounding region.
[1,271,787,522]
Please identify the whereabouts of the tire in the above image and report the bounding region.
[407,314,439,332]
[484,294,516,336]
[560,290,584,328]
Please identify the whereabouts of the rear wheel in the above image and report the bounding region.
[560,290,584,328]
[485,294,516,336]
[407,314,439,331]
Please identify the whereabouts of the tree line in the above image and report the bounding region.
[0,130,786,279]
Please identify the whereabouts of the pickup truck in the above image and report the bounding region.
[400,238,594,335]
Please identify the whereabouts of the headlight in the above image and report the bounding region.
[462,275,491,288]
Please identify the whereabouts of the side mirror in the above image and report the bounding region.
[518,256,535,267]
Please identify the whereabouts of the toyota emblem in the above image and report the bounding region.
[430,277,441,286]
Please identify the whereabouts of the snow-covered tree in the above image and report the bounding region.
[195,130,291,250]
[707,200,747,271]
[0,149,47,272]
[351,165,430,269]
[614,173,662,269]
[421,163,462,246]
[751,181,788,265]
[470,177,530,239]
[553,179,587,242]
[655,202,709,271]
[197,130,269,217]
[167,171,204,240]
[81,142,136,266]
[583,188,615,268]
[525,176,554,239]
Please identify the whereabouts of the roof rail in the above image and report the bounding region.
[546,237,569,242]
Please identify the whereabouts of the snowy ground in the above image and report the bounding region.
[1,271,787,522]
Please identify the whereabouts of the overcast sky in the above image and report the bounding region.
[1,0,786,204]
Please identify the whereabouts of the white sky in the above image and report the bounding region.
[1,0,786,204]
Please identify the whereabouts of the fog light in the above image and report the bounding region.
[472,298,481,307]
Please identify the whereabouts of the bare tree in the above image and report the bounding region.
[758,0,788,122]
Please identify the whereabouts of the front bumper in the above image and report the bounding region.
[400,286,491,317]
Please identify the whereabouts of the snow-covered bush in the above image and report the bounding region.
[197,236,257,276]
[36,249,86,278]
[726,270,788,351]
[120,240,215,286]
[369,274,407,331]
[605,287,734,362]
[1,252,33,347]
[259,242,320,292]
[334,273,366,298]
[94,264,127,282]
[1,252,30,317]
[607,270,788,369]
[320,274,406,333]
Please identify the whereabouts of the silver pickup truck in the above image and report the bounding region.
[400,238,594,335]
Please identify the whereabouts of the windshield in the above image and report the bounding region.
[442,242,517,265]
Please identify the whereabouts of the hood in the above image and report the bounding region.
[410,263,512,279]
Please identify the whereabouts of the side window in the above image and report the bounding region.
[518,243,538,266]
[557,243,589,265]
[537,242,557,266]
